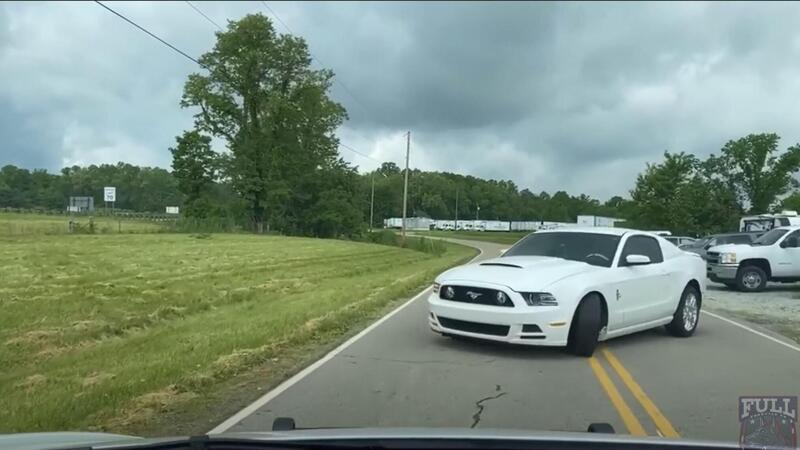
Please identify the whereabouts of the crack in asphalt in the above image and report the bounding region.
[471,385,507,428]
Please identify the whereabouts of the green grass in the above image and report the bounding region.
[416,230,530,245]
[0,233,475,433]
[0,213,164,235]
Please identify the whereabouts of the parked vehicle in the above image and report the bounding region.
[576,215,624,227]
[707,226,800,291]
[681,232,760,260]
[664,236,696,247]
[428,228,705,357]
[481,220,511,232]
[739,211,800,232]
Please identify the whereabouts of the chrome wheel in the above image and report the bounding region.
[742,271,762,290]
[682,293,698,330]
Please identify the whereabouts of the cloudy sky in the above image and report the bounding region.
[2,1,800,199]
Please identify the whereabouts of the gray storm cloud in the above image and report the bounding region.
[2,1,800,199]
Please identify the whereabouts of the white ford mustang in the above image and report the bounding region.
[428,227,706,356]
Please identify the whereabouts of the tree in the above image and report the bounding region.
[629,152,740,235]
[180,14,347,232]
[780,193,800,213]
[170,130,217,217]
[708,133,800,213]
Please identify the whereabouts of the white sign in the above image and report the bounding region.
[104,187,116,202]
[165,206,180,214]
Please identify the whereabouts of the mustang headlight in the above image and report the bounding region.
[520,292,558,306]
[719,253,737,264]
[433,282,441,293]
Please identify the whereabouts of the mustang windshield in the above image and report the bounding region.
[503,232,621,267]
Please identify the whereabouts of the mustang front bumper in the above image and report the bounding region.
[427,292,571,346]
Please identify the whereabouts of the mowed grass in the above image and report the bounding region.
[0,233,475,433]
[417,230,530,245]
[0,213,164,236]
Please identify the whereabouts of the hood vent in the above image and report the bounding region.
[479,262,522,268]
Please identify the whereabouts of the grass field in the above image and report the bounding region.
[417,230,530,245]
[0,213,164,235]
[0,233,475,433]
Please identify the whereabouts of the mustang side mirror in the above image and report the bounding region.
[625,254,651,266]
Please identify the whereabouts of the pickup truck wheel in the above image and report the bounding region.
[567,295,601,357]
[667,284,700,337]
[736,265,767,292]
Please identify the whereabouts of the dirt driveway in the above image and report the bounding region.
[705,280,800,344]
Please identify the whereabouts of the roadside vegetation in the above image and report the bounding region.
[0,233,475,433]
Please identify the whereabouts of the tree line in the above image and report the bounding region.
[3,131,800,238]
[0,163,181,213]
[627,133,800,236]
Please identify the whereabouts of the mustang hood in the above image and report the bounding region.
[438,256,602,291]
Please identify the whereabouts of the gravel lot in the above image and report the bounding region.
[704,280,800,344]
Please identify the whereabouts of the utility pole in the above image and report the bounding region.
[455,188,459,230]
[369,171,375,232]
[402,131,410,241]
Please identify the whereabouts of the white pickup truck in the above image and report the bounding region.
[707,226,800,291]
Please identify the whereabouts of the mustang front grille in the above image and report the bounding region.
[439,285,514,307]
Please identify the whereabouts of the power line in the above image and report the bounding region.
[259,1,373,117]
[95,0,384,167]
[257,2,386,164]
[185,1,223,30]
[339,142,380,163]
[94,1,199,65]
[260,1,294,35]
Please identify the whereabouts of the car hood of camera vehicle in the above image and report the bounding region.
[0,428,743,450]
[436,255,605,292]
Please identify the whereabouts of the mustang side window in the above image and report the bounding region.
[619,235,664,266]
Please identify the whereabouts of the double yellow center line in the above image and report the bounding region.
[588,347,679,438]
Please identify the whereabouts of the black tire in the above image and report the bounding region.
[736,265,767,292]
[567,295,602,357]
[667,284,701,337]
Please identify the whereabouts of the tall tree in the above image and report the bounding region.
[629,152,740,235]
[170,130,217,217]
[180,14,347,232]
[708,133,800,213]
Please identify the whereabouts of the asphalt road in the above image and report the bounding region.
[213,238,800,443]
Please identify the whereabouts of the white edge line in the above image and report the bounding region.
[209,240,487,434]
[703,310,800,354]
